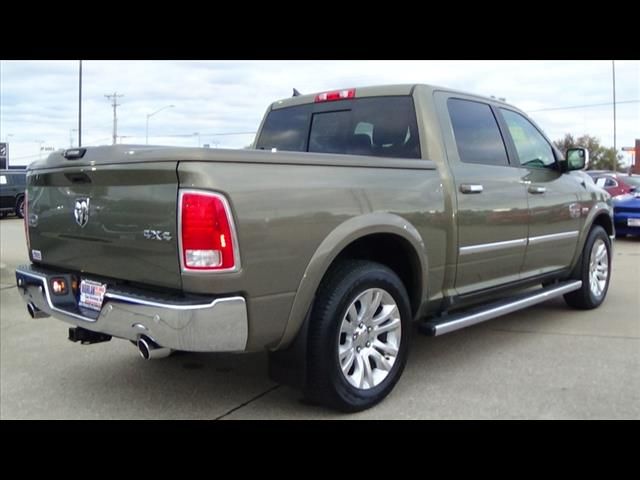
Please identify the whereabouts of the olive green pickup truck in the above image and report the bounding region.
[16,84,614,411]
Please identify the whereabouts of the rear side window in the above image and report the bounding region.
[447,98,509,167]
[256,96,421,159]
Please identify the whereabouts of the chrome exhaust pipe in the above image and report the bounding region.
[137,336,171,360]
[27,302,49,319]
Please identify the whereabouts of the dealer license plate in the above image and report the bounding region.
[628,218,640,227]
[78,279,106,311]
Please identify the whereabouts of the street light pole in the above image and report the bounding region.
[145,105,175,145]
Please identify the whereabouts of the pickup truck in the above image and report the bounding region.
[15,84,614,412]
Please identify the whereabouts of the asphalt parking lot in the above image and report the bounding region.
[1,216,639,419]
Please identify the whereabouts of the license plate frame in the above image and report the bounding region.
[78,279,107,312]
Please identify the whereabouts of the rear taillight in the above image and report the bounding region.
[179,190,239,271]
[24,190,30,252]
[315,88,356,103]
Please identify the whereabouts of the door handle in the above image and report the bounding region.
[460,184,484,194]
[528,186,546,194]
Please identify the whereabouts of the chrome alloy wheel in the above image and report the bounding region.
[589,238,608,298]
[337,288,402,390]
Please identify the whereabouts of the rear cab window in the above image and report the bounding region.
[256,96,421,159]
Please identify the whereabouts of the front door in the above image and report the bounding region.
[497,108,581,276]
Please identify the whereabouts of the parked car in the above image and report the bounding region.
[589,172,637,197]
[613,191,640,237]
[618,174,640,190]
[0,169,26,218]
[15,84,614,411]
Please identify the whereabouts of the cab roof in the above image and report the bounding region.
[270,83,515,110]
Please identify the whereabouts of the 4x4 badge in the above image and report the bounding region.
[74,198,90,227]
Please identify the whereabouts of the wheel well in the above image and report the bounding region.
[592,213,613,237]
[330,233,422,317]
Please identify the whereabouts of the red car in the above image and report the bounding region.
[591,173,638,197]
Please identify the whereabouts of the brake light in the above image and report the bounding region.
[179,191,239,271]
[315,88,356,103]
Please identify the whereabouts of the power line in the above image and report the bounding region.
[529,99,639,113]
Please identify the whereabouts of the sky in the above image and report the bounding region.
[1,60,638,167]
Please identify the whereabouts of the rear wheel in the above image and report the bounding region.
[305,260,411,412]
[15,197,25,219]
[564,226,611,309]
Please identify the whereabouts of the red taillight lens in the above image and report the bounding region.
[315,88,356,103]
[180,191,238,271]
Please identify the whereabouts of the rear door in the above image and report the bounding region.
[497,108,581,276]
[435,93,529,295]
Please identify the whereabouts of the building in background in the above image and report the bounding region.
[631,139,640,175]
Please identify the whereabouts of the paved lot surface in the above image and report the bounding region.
[1,216,639,419]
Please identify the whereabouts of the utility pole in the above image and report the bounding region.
[612,60,617,173]
[105,92,124,145]
[78,60,82,147]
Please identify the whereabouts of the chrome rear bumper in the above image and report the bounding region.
[15,264,248,352]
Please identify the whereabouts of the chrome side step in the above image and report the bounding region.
[419,280,582,336]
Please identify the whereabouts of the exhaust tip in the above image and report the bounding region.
[138,337,151,360]
[137,336,171,360]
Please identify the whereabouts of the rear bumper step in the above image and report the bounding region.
[15,264,248,352]
[419,280,582,336]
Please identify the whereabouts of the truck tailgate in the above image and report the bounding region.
[27,160,181,290]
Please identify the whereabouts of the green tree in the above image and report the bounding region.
[553,133,624,171]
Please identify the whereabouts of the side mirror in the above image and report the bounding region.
[566,148,589,171]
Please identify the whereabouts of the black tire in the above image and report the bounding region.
[305,260,412,412]
[564,225,611,309]
[15,196,25,219]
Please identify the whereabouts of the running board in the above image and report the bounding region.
[419,280,582,336]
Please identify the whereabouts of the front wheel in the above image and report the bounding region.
[305,260,412,412]
[564,225,611,309]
